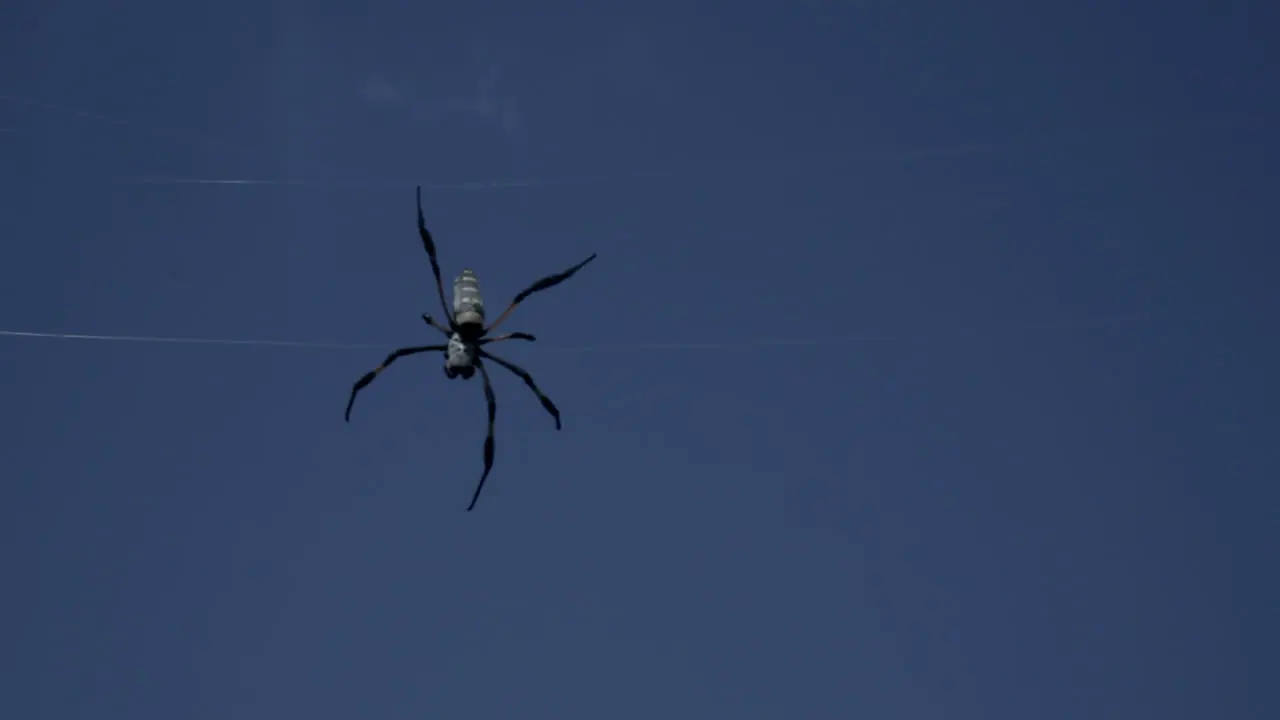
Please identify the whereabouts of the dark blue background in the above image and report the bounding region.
[2,1,1276,717]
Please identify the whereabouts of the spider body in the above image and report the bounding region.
[344,185,597,511]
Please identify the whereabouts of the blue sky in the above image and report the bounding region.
[2,1,1277,717]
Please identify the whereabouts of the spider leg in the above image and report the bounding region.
[421,314,453,337]
[478,332,537,346]
[416,186,455,327]
[344,343,447,422]
[479,349,561,430]
[484,252,597,334]
[467,359,499,512]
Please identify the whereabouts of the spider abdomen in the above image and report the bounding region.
[452,269,485,333]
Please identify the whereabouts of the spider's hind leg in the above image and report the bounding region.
[416,186,455,326]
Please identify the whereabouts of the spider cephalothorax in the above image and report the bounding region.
[344,185,596,511]
[443,332,477,379]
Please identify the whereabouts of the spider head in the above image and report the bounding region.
[443,333,477,380]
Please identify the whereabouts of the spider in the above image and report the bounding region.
[344,186,597,511]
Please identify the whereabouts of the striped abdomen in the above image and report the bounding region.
[452,269,485,330]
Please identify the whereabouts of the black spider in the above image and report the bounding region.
[344,186,596,511]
